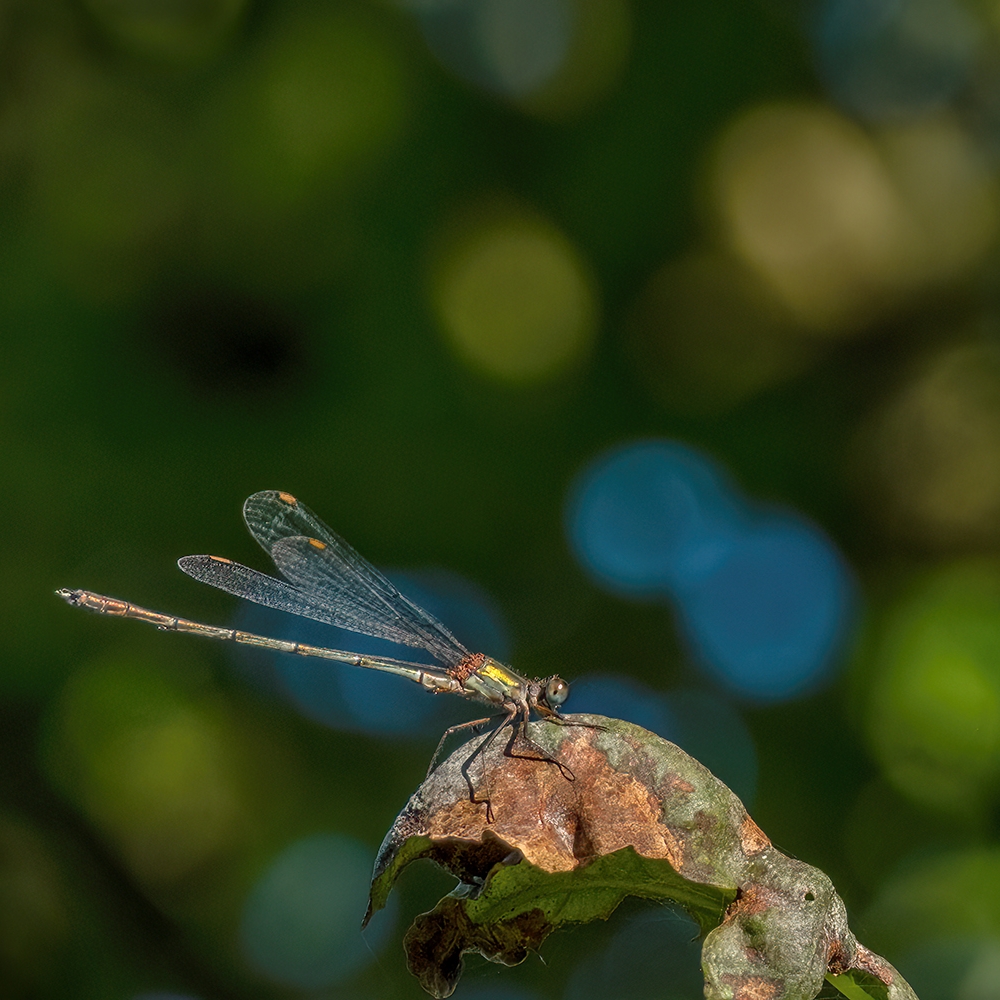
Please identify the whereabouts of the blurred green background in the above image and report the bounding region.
[6,0,1000,998]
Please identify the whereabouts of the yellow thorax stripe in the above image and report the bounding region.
[478,659,518,685]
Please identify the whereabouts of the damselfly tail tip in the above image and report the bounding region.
[56,587,83,605]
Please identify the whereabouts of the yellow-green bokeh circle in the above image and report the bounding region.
[433,213,597,382]
[82,0,247,64]
[864,561,1000,816]
[208,7,407,213]
[43,651,246,885]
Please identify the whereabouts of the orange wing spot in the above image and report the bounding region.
[209,555,233,564]
[308,538,327,550]
[278,491,297,505]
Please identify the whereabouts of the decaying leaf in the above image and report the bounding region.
[366,715,918,1000]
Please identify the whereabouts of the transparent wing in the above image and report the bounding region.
[268,535,470,665]
[243,490,348,555]
[179,551,469,666]
[178,555,342,625]
[183,490,472,666]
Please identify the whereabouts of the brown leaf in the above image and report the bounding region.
[367,715,919,1000]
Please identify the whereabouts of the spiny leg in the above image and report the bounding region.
[426,715,497,778]
[459,708,518,823]
[500,706,576,781]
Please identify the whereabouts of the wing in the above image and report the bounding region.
[180,491,471,666]
[179,551,469,666]
[243,490,344,555]
[178,555,341,625]
[266,535,470,665]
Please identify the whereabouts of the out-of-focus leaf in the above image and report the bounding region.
[367,715,918,1000]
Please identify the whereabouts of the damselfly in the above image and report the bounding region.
[57,491,574,796]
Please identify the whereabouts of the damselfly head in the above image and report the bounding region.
[543,676,569,708]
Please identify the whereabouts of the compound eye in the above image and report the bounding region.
[545,677,569,707]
